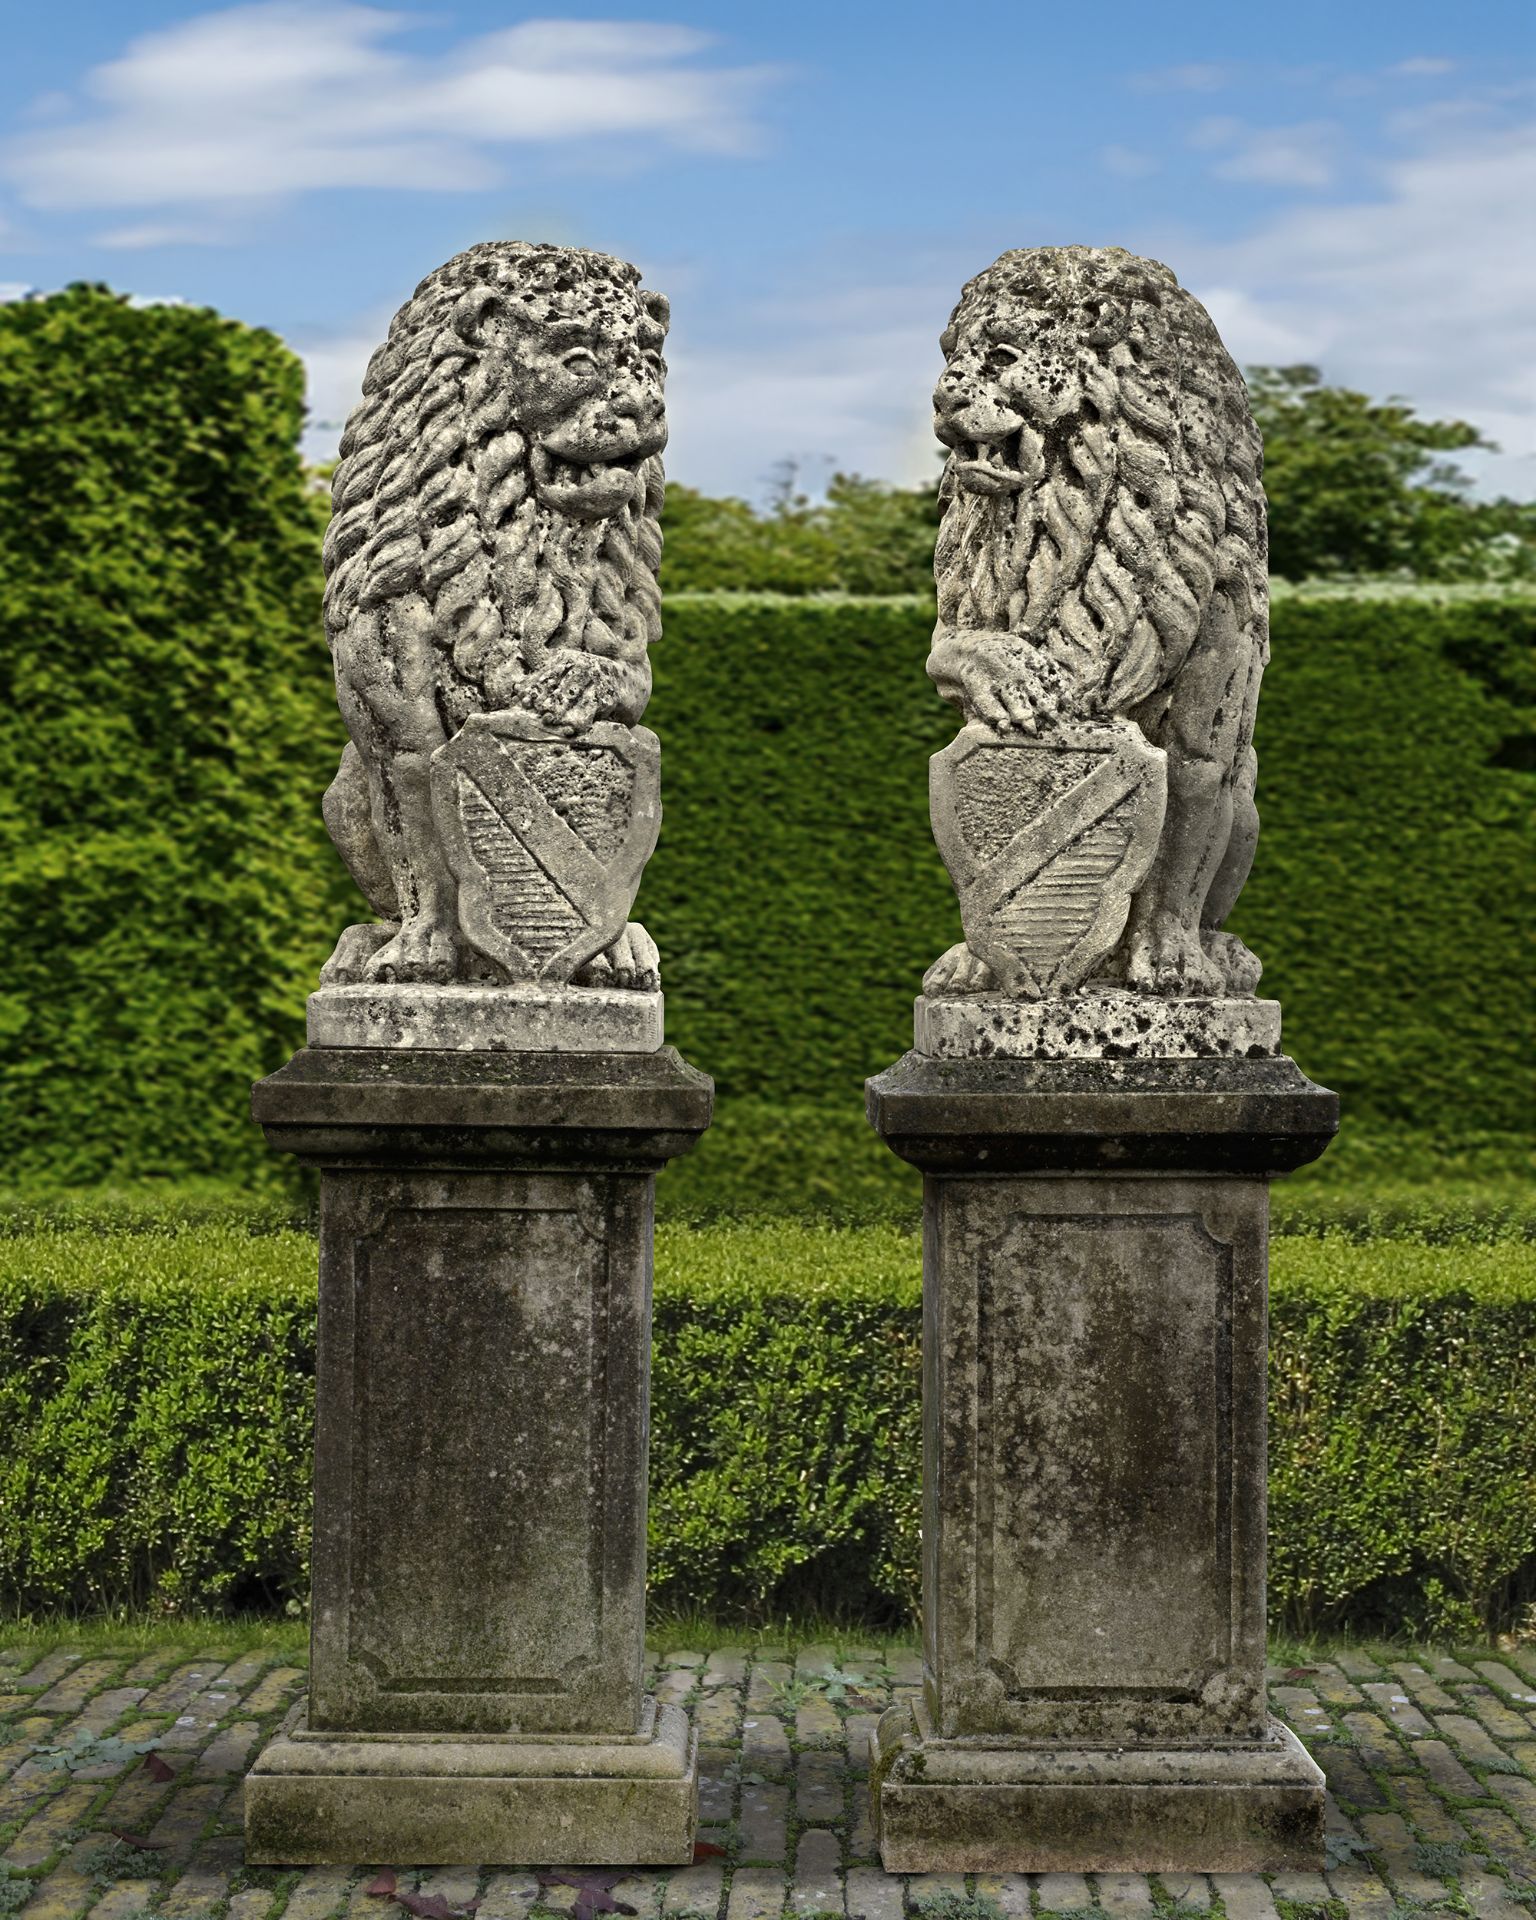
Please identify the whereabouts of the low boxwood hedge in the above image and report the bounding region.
[1,1222,1532,1639]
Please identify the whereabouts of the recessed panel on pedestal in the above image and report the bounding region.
[310,1172,650,1736]
[928,1177,1268,1746]
[983,1211,1231,1693]
[353,1203,603,1700]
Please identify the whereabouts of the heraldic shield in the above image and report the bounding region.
[930,721,1169,998]
[431,714,661,983]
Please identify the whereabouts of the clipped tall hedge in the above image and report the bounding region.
[0,287,1530,1186]
[1,1224,1533,1638]
[645,593,1535,1138]
[0,287,350,1187]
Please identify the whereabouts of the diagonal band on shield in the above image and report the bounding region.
[930,720,1168,998]
[431,714,661,984]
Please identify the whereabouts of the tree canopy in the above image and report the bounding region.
[1250,365,1536,583]
[651,368,1536,594]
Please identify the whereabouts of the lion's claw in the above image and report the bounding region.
[576,921,659,992]
[923,941,1000,996]
[1122,916,1225,997]
[364,915,460,984]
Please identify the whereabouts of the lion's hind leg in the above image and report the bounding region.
[1200,741,1263,993]
[333,597,462,985]
[1118,597,1253,997]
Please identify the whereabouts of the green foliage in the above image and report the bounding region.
[0,286,354,1188]
[28,1727,159,1774]
[659,474,939,595]
[1267,1238,1536,1639]
[0,293,1529,1192]
[0,1225,315,1613]
[1247,366,1536,582]
[645,591,1536,1148]
[2,1221,1533,1636]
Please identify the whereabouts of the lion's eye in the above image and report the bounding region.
[560,348,600,376]
[985,344,1022,373]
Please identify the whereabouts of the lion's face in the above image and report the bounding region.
[492,281,669,522]
[934,302,1085,496]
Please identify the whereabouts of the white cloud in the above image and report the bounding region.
[291,86,1536,508]
[1211,122,1339,189]
[1131,63,1230,93]
[94,223,226,250]
[1390,57,1456,79]
[296,311,396,457]
[1181,115,1536,497]
[1193,287,1314,365]
[1188,117,1243,151]
[3,5,777,214]
[1100,145,1158,180]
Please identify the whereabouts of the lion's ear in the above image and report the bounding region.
[451,284,503,345]
[641,290,671,333]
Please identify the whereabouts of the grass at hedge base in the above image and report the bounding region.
[2,1222,1532,1639]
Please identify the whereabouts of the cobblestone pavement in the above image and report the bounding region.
[3,1639,1536,1919]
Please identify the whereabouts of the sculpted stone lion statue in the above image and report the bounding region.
[924,245,1267,998]
[319,241,668,988]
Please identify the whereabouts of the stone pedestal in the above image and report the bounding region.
[244,1001,711,1865]
[865,1008,1337,1872]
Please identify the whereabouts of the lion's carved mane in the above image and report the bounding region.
[318,242,669,986]
[927,246,1270,998]
[324,241,664,740]
[933,246,1265,726]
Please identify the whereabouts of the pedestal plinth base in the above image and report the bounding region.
[247,1697,697,1866]
[871,1702,1324,1874]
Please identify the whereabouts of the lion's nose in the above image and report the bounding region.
[607,377,660,423]
[934,380,965,418]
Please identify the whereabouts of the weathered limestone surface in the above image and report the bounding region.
[318,242,671,992]
[866,1052,1335,1870]
[868,244,1336,1871]
[247,241,709,1867]
[915,989,1281,1060]
[248,1701,697,1867]
[924,246,1268,1002]
[308,982,664,1053]
[873,1710,1325,1874]
[245,1047,711,1864]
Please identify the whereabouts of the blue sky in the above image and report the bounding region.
[2,1,1533,501]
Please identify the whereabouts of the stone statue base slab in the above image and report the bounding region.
[307,983,663,1053]
[246,1698,697,1866]
[871,1702,1324,1873]
[915,990,1280,1060]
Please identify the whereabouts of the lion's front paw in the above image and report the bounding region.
[364,915,460,984]
[575,921,660,992]
[963,648,1073,734]
[923,942,1000,996]
[1203,929,1263,996]
[1123,915,1225,997]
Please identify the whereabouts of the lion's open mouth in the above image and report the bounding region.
[532,443,654,519]
[534,445,649,489]
[951,435,1030,495]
